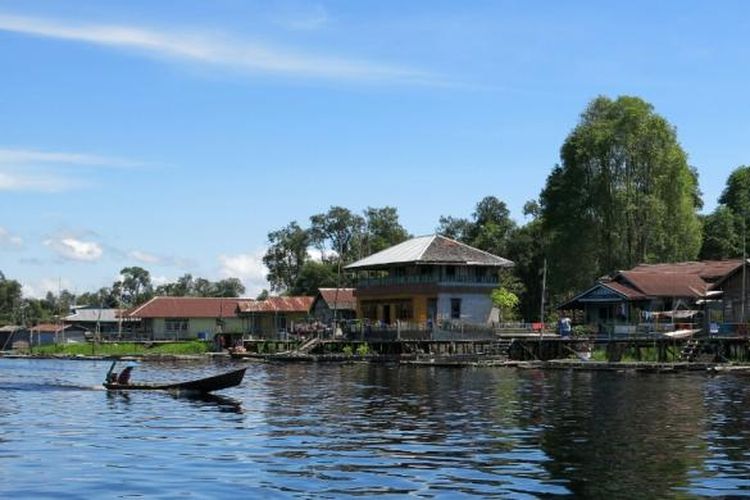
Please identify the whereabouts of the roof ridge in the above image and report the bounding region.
[415,234,438,261]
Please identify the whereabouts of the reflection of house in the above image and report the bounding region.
[345,234,513,325]
[127,297,244,340]
[63,305,130,338]
[236,296,314,338]
[560,260,743,331]
[310,288,356,323]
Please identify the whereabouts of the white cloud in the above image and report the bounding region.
[0,147,145,192]
[44,237,103,262]
[218,251,268,296]
[0,148,143,168]
[0,170,83,192]
[22,277,72,299]
[0,13,440,85]
[128,250,161,265]
[0,227,23,248]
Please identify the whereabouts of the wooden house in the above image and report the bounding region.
[127,297,244,340]
[345,234,513,326]
[310,288,357,323]
[236,296,314,338]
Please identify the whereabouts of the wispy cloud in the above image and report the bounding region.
[0,226,23,249]
[0,148,144,168]
[0,147,144,192]
[128,250,161,265]
[0,13,441,85]
[44,236,103,262]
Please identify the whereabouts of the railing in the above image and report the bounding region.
[357,275,499,288]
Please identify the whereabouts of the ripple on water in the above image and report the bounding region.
[1,360,750,497]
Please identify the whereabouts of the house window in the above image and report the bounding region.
[165,318,188,333]
[450,298,462,319]
[446,266,456,279]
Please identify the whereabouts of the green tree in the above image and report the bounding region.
[117,266,153,307]
[700,206,742,260]
[290,260,337,296]
[540,95,702,298]
[491,287,519,322]
[212,278,246,297]
[718,166,750,221]
[309,206,365,263]
[0,271,23,324]
[362,206,410,255]
[437,196,516,256]
[263,222,311,293]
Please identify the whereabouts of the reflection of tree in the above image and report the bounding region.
[530,371,708,498]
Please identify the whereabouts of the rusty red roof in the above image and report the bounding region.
[629,260,743,282]
[601,280,647,300]
[128,297,243,318]
[619,271,709,298]
[237,296,314,314]
[317,288,356,311]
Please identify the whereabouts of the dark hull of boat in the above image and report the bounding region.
[104,367,247,394]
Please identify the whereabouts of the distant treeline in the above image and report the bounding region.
[2,95,748,325]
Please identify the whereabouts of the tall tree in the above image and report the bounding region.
[437,196,516,256]
[540,95,703,298]
[117,266,153,307]
[263,222,311,293]
[309,206,365,263]
[699,207,742,260]
[212,278,246,297]
[362,206,410,255]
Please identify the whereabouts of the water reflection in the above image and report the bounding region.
[0,359,749,497]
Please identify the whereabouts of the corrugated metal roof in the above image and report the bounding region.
[128,297,243,319]
[237,296,314,313]
[345,234,513,270]
[317,288,356,310]
[64,308,123,323]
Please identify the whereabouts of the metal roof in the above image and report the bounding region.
[316,288,356,311]
[345,234,513,270]
[128,297,244,319]
[64,308,123,323]
[236,296,314,314]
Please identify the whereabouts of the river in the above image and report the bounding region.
[1,358,749,498]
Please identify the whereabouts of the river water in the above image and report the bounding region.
[1,358,749,498]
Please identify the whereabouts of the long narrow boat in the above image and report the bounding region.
[103,367,247,394]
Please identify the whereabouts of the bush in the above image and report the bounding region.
[355,343,370,357]
[342,345,353,356]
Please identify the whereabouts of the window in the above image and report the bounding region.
[165,318,188,333]
[450,298,462,319]
[445,266,456,280]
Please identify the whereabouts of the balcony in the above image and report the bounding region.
[356,274,499,288]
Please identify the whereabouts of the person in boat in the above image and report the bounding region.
[117,365,134,385]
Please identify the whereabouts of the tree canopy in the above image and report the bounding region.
[540,95,703,298]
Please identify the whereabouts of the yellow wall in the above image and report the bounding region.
[357,294,432,323]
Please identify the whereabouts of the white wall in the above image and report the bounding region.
[436,293,493,324]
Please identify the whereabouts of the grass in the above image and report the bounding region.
[30,341,211,357]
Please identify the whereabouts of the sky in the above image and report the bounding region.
[1,0,749,298]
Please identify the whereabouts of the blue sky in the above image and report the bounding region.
[1,0,749,297]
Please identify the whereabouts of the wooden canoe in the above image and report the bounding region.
[103,367,247,394]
